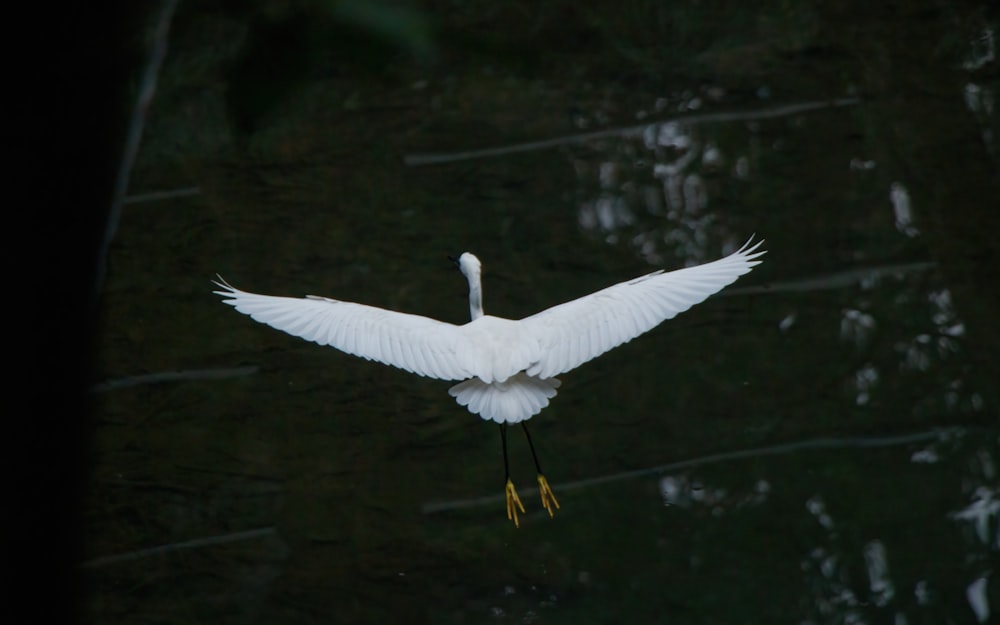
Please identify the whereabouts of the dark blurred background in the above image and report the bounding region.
[31,0,1000,623]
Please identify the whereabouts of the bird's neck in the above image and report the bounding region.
[468,277,484,320]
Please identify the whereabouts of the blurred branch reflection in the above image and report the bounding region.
[422,427,970,514]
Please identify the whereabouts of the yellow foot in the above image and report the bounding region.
[537,475,560,518]
[505,479,526,528]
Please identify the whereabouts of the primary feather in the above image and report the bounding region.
[215,237,765,423]
[522,237,765,378]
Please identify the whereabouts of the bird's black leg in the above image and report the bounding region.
[500,424,511,480]
[520,422,544,475]
[501,424,524,527]
[521,422,560,518]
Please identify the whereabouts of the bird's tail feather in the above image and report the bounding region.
[448,373,561,424]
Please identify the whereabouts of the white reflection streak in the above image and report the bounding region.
[734,155,750,178]
[890,182,919,237]
[841,309,876,348]
[914,580,932,605]
[702,143,723,168]
[967,577,990,623]
[963,82,995,155]
[660,475,684,506]
[806,495,835,529]
[404,98,860,166]
[854,363,879,406]
[929,288,964,339]
[656,138,698,170]
[963,26,995,70]
[949,486,999,546]
[892,287,964,375]
[864,540,895,606]
[658,475,769,511]
[802,546,863,621]
[905,334,932,371]
[778,313,797,332]
[961,25,996,156]
[910,448,939,463]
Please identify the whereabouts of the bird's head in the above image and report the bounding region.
[450,252,482,280]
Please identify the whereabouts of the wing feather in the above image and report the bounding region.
[522,238,765,378]
[214,277,473,381]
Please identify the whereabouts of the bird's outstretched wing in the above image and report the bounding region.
[214,278,474,381]
[521,237,766,379]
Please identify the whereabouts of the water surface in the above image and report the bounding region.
[88,2,999,623]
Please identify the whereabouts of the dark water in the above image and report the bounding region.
[86,1,998,623]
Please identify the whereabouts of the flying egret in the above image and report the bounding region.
[214,237,765,526]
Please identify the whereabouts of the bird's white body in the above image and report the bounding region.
[215,238,765,424]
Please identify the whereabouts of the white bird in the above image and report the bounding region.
[214,237,765,526]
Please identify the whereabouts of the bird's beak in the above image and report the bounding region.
[447,254,459,266]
